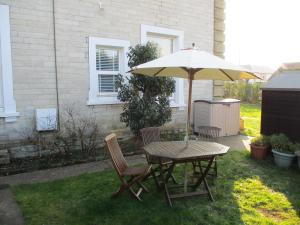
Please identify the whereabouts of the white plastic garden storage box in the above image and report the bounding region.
[193,98,240,137]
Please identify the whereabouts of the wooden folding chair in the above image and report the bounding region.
[140,127,176,188]
[195,126,221,177]
[105,133,152,201]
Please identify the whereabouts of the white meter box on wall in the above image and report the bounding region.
[35,108,57,131]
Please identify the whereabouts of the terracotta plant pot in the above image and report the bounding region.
[250,144,269,160]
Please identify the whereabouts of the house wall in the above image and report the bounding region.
[0,0,57,141]
[0,0,225,140]
[213,0,226,99]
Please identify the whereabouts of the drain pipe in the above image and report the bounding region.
[52,0,60,131]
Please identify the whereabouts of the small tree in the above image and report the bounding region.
[116,42,175,135]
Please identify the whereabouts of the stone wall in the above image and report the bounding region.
[213,0,226,99]
[0,0,225,141]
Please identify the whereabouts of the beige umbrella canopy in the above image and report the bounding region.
[130,48,260,142]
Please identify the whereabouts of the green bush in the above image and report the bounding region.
[224,81,262,103]
[250,135,270,147]
[116,42,175,136]
[288,142,300,153]
[270,134,291,153]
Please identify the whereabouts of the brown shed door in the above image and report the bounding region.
[261,90,300,141]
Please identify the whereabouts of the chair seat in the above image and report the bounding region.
[122,165,151,176]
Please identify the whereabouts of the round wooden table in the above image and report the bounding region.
[144,140,230,207]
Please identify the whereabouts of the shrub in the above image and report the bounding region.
[270,133,291,153]
[26,105,103,159]
[288,142,300,153]
[250,135,270,147]
[224,81,262,103]
[116,42,175,136]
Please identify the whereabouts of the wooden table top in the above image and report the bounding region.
[144,140,230,161]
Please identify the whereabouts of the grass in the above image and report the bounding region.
[240,103,261,137]
[12,151,300,225]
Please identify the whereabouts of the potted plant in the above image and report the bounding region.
[290,143,300,169]
[270,133,295,168]
[250,135,270,160]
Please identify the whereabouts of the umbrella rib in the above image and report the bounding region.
[153,67,166,76]
[249,72,262,80]
[220,69,234,81]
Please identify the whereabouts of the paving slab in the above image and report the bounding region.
[0,188,24,225]
[0,155,147,186]
[217,135,252,151]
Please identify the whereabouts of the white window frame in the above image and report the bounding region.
[88,37,130,105]
[0,5,19,122]
[141,24,185,109]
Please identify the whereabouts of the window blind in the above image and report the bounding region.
[98,74,117,92]
[96,47,120,93]
[96,48,119,71]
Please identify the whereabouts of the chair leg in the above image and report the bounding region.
[112,185,126,198]
[137,181,149,193]
[170,174,177,184]
[129,187,142,202]
[150,167,161,189]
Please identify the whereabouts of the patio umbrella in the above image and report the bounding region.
[130,48,260,144]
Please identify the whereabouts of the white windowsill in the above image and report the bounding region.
[170,103,186,110]
[0,111,20,122]
[87,98,121,106]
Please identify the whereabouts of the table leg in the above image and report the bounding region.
[198,160,214,201]
[193,156,215,201]
[159,161,175,207]
[183,162,188,193]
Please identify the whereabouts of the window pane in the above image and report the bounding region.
[0,41,3,110]
[147,34,176,101]
[96,47,119,71]
[147,35,173,56]
[98,74,117,92]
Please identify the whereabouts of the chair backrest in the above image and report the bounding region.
[198,126,221,142]
[140,127,161,146]
[105,133,128,176]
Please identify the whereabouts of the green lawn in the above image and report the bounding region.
[12,151,300,225]
[240,103,261,137]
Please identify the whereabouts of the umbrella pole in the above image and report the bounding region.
[185,71,194,146]
[183,70,194,193]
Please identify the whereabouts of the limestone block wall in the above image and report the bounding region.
[0,0,225,141]
[213,0,226,99]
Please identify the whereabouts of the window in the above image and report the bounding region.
[147,35,176,101]
[147,35,173,56]
[0,46,3,112]
[96,47,119,93]
[141,25,185,109]
[0,5,18,122]
[88,37,130,105]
